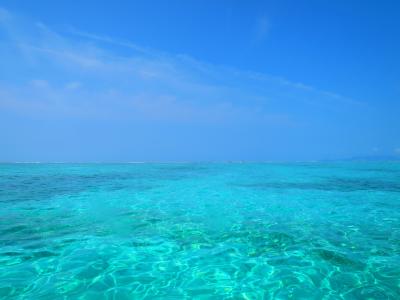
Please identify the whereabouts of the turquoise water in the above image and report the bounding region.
[0,162,399,299]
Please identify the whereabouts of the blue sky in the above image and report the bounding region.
[0,0,399,162]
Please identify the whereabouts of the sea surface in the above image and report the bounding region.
[0,162,399,299]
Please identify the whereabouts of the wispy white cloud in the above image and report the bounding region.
[254,16,270,42]
[372,147,380,153]
[0,7,367,127]
[65,81,81,90]
[67,26,363,108]
[0,7,11,21]
[30,79,50,89]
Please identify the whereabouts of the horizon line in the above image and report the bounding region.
[1,158,399,164]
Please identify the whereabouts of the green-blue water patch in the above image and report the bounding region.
[0,162,399,299]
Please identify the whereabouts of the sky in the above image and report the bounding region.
[0,0,399,162]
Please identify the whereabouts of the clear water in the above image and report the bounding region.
[0,162,399,299]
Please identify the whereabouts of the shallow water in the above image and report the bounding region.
[0,162,399,299]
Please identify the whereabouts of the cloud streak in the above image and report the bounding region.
[0,8,365,122]
[0,7,382,161]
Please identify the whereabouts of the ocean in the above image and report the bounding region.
[0,162,399,299]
